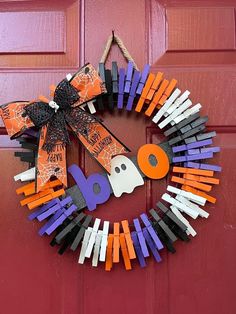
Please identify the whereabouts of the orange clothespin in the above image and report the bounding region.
[135,73,155,112]
[113,222,120,263]
[20,189,54,206]
[28,189,64,210]
[121,220,136,259]
[145,79,169,116]
[16,181,36,195]
[105,234,114,271]
[173,166,214,177]
[157,78,177,108]
[171,176,212,192]
[183,173,220,185]
[23,179,62,196]
[182,185,216,204]
[145,72,163,103]
[120,233,132,270]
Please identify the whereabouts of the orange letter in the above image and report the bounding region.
[137,144,169,179]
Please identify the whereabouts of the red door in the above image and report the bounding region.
[0,1,235,314]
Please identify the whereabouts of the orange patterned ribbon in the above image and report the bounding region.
[0,64,129,192]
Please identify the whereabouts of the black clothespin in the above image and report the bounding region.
[70,215,93,251]
[96,63,106,111]
[162,215,190,242]
[15,136,37,165]
[50,217,74,247]
[168,124,206,146]
[152,222,176,253]
[149,209,177,243]
[179,116,208,135]
[112,62,118,107]
[164,112,201,137]
[105,69,114,110]
[156,202,190,242]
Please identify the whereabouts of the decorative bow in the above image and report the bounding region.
[0,64,129,192]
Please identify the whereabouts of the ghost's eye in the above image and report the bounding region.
[121,164,126,171]
[115,167,120,173]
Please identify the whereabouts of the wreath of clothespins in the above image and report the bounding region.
[0,32,221,271]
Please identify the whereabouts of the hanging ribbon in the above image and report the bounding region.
[0,63,129,192]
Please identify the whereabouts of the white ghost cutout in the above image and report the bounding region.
[107,155,144,197]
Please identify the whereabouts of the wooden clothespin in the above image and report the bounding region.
[113,222,120,263]
[131,232,147,268]
[121,220,136,259]
[99,221,110,262]
[70,215,93,251]
[149,209,177,243]
[120,233,132,270]
[78,227,93,264]
[152,88,181,124]
[133,218,149,257]
[92,230,103,267]
[171,176,212,192]
[167,185,206,206]
[142,228,162,262]
[105,234,114,271]
[161,193,199,219]
[85,218,101,258]
[170,206,197,237]
[181,185,216,204]
[140,213,163,250]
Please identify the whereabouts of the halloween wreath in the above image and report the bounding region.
[0,34,221,271]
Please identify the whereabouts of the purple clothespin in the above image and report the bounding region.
[140,213,163,250]
[136,64,150,95]
[38,206,66,236]
[37,196,72,221]
[187,139,213,150]
[184,161,222,172]
[133,218,149,257]
[28,199,58,221]
[131,231,147,268]
[45,204,77,235]
[200,147,220,153]
[124,61,134,93]
[117,68,125,109]
[172,139,213,153]
[143,228,162,262]
[172,151,213,163]
[126,70,141,111]
[187,147,220,155]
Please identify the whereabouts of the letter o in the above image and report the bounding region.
[137,144,169,179]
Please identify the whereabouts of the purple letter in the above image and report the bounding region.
[68,164,110,211]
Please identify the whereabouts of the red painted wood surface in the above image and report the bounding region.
[0,1,235,314]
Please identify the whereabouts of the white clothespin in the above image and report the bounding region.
[78,227,92,264]
[99,221,109,262]
[152,88,181,124]
[85,218,101,258]
[164,90,190,117]
[170,206,197,237]
[162,193,199,219]
[92,230,103,267]
[176,195,209,218]
[14,167,36,182]
[173,103,201,124]
[167,185,206,206]
[158,99,192,129]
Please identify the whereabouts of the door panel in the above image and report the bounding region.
[0,0,235,314]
